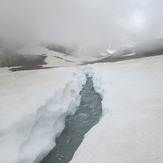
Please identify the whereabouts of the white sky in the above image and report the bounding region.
[0,0,163,54]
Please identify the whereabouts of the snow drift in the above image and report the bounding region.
[70,55,163,163]
[0,67,86,163]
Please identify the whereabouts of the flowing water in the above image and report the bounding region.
[40,76,102,163]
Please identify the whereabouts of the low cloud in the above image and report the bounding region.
[0,0,163,56]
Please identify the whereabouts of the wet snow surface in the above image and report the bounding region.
[40,76,102,163]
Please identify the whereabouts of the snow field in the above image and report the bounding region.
[0,67,86,163]
[70,55,163,163]
[1,55,163,163]
[17,46,97,67]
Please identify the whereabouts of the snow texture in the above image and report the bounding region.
[70,55,163,163]
[0,67,86,163]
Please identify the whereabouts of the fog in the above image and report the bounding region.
[0,0,163,56]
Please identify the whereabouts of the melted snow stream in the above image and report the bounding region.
[40,76,102,163]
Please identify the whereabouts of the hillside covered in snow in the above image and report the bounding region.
[0,0,163,162]
[0,67,86,163]
[71,55,163,163]
[0,54,162,163]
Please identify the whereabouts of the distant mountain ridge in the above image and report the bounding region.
[89,38,163,64]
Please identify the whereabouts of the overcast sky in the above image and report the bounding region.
[0,0,163,54]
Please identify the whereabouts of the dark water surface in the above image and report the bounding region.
[40,76,102,163]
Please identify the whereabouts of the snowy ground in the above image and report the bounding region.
[17,47,83,67]
[0,46,98,72]
[70,55,163,163]
[0,53,162,163]
[0,67,86,163]
[17,46,97,68]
